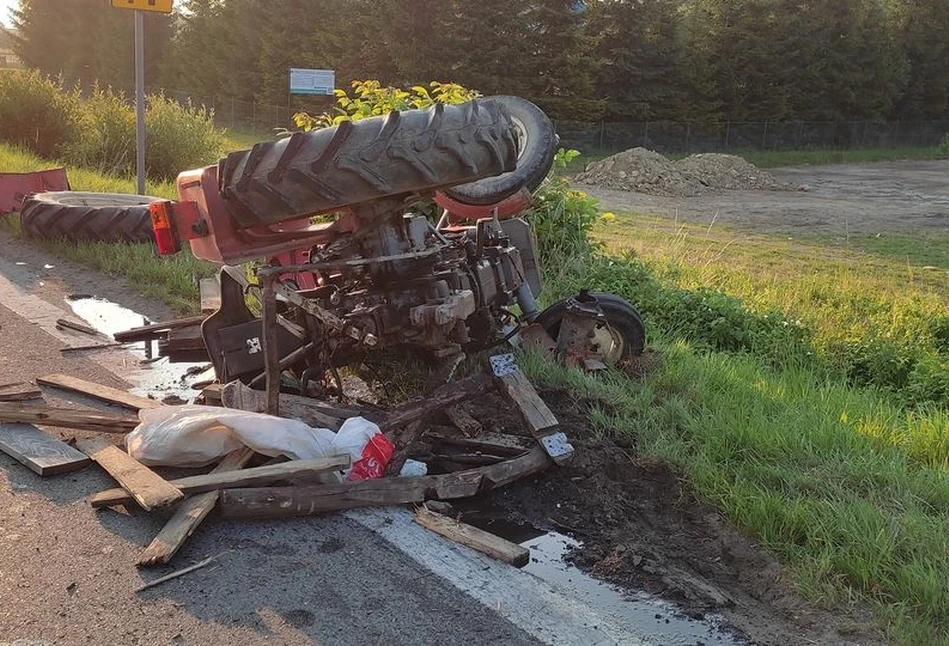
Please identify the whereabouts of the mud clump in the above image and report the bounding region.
[575,148,787,197]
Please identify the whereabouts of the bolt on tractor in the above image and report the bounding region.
[147,96,645,399]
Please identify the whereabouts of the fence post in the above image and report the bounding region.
[725,121,731,149]
[686,122,691,151]
[762,121,768,150]
[598,120,605,151]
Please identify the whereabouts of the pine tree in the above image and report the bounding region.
[11,0,172,91]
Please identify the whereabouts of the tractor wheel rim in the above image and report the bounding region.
[590,323,625,364]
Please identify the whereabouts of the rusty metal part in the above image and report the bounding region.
[261,274,281,416]
[555,294,607,369]
[270,280,378,347]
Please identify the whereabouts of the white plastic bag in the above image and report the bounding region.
[126,404,380,467]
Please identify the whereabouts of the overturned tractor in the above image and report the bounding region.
[143,96,645,399]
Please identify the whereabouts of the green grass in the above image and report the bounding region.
[0,143,217,311]
[735,146,945,168]
[521,344,949,645]
[592,214,948,405]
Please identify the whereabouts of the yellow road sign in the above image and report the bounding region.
[111,0,173,13]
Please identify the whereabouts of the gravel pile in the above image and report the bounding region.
[575,148,705,197]
[674,153,783,191]
[575,149,785,196]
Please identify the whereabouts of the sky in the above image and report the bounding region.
[0,0,14,27]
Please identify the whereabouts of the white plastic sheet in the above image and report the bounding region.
[126,404,381,468]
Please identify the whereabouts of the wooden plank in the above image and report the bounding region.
[113,315,206,343]
[76,438,184,511]
[92,454,351,508]
[384,373,494,430]
[0,423,91,476]
[494,370,573,465]
[0,388,43,402]
[445,405,483,438]
[427,431,534,457]
[415,505,530,567]
[0,405,138,433]
[219,446,550,520]
[221,381,349,430]
[56,318,101,337]
[138,448,255,568]
[37,373,162,411]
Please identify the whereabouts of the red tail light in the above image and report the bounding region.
[149,200,181,255]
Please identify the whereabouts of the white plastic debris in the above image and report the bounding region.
[399,459,428,478]
[126,404,381,468]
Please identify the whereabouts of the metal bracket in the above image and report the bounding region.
[490,353,519,377]
[539,432,575,461]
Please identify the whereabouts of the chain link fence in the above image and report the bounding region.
[554,119,949,156]
[164,91,293,137]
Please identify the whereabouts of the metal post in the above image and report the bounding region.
[134,10,146,195]
[261,274,281,416]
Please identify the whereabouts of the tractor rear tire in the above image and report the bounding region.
[218,97,520,229]
[443,96,558,205]
[19,192,158,244]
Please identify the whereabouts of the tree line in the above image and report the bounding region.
[7,0,949,123]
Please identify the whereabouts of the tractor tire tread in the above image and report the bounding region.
[219,97,519,228]
[19,192,157,244]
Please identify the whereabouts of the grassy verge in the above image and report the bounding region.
[0,143,218,312]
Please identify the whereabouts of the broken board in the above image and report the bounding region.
[76,437,183,511]
[490,355,574,465]
[0,422,91,476]
[92,454,351,508]
[37,374,162,411]
[138,448,256,568]
[415,505,530,567]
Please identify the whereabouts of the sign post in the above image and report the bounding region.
[134,10,145,195]
[111,1,174,195]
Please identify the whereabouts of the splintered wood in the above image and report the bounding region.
[138,448,256,568]
[91,454,351,508]
[0,405,139,433]
[415,505,530,567]
[219,447,551,520]
[37,374,162,411]
[76,438,184,511]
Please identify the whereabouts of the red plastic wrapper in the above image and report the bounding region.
[347,433,394,481]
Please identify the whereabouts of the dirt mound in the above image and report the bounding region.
[575,147,707,197]
[458,390,883,646]
[675,153,783,191]
[575,148,785,196]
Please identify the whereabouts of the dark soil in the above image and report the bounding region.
[459,389,884,646]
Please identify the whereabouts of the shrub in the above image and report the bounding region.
[62,85,135,176]
[528,149,601,261]
[144,94,225,180]
[0,70,80,158]
[0,73,225,181]
[294,80,480,130]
